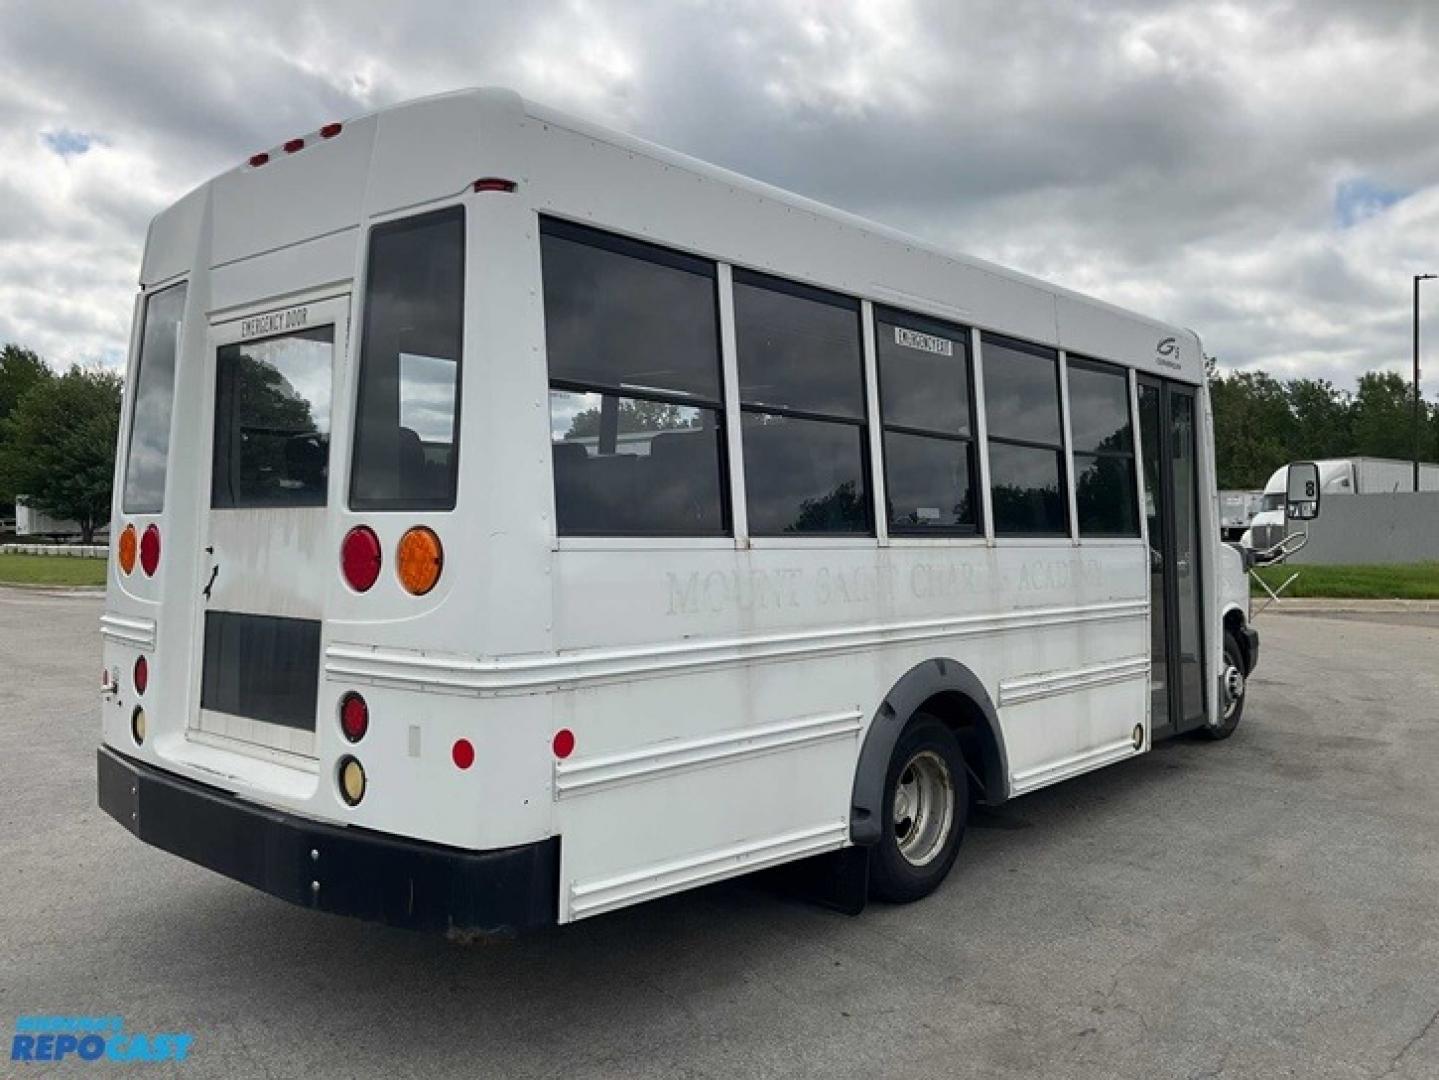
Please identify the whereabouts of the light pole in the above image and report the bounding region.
[1415,274,1436,492]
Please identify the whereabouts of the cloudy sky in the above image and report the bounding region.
[2,0,1438,396]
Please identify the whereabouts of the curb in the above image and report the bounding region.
[1261,598,1439,615]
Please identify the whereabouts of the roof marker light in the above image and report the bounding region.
[249,152,270,168]
[283,138,305,154]
[472,177,518,193]
[320,122,342,139]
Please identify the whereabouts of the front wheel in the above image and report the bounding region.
[1198,631,1247,741]
[870,714,968,903]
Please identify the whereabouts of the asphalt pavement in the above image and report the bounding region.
[3,586,1438,1079]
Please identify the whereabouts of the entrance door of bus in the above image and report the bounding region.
[1138,376,1206,735]
[190,294,349,763]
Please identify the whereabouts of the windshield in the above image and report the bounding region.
[1260,493,1284,512]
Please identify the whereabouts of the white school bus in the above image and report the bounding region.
[97,88,1258,932]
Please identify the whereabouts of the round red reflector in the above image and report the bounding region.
[139,524,161,576]
[133,655,149,695]
[452,738,475,770]
[320,122,342,139]
[553,729,575,759]
[283,138,305,154]
[248,152,270,167]
[341,526,382,592]
[339,692,368,742]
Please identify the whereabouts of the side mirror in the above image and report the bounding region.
[1286,461,1321,520]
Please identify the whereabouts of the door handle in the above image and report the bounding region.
[202,564,219,601]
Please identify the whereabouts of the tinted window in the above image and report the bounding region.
[734,271,865,418]
[884,431,975,530]
[541,220,720,401]
[122,283,187,513]
[983,333,1067,536]
[213,327,333,508]
[989,443,1066,535]
[1068,362,1133,454]
[734,271,870,535]
[742,413,869,534]
[550,391,726,535]
[982,336,1062,445]
[1068,358,1139,537]
[1075,453,1139,535]
[876,308,978,534]
[351,207,464,511]
[541,221,728,536]
[876,312,971,436]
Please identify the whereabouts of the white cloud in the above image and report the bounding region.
[1,0,1437,399]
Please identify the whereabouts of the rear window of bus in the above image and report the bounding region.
[121,283,187,513]
[350,206,465,511]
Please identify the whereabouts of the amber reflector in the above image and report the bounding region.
[338,756,367,806]
[118,524,137,575]
[396,527,443,595]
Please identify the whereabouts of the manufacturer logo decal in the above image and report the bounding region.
[1155,336,1182,370]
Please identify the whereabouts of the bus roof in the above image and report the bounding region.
[141,86,1203,381]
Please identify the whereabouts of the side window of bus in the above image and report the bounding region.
[875,308,978,534]
[542,219,728,537]
[982,334,1068,536]
[734,270,871,535]
[122,283,187,513]
[1067,357,1139,536]
[351,206,465,511]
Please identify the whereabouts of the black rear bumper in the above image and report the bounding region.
[97,746,558,935]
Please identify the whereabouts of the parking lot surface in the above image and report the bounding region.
[3,587,1438,1079]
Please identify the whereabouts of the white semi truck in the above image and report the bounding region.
[1240,457,1439,551]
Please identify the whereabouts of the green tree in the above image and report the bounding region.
[1286,378,1351,461]
[1208,369,1294,488]
[0,344,55,509]
[1349,371,1415,460]
[0,365,122,542]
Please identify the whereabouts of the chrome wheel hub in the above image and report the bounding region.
[892,750,955,867]
[1221,662,1245,720]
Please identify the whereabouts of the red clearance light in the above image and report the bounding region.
[339,692,369,742]
[139,525,161,577]
[472,177,517,193]
[553,729,575,760]
[133,655,149,695]
[340,526,382,592]
[283,138,305,154]
[248,152,270,168]
[320,122,342,139]
[452,739,475,770]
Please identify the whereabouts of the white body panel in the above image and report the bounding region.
[102,89,1236,922]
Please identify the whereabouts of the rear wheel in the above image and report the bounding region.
[870,714,968,903]
[1199,630,1247,741]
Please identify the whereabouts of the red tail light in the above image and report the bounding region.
[341,526,382,592]
[133,655,149,695]
[339,692,369,742]
[139,525,161,576]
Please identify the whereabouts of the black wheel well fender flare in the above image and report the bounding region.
[849,657,1008,846]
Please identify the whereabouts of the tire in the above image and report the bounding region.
[1198,630,1247,741]
[870,713,968,903]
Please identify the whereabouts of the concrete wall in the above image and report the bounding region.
[1289,492,1439,564]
